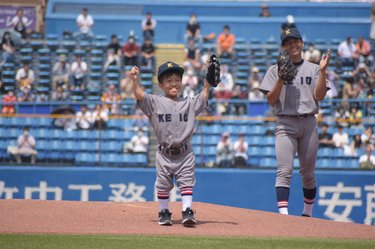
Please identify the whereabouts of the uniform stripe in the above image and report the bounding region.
[277,201,288,208]
[180,187,193,196]
[157,191,170,199]
[304,197,315,204]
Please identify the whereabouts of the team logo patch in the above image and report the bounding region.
[285,29,291,35]
[167,63,173,68]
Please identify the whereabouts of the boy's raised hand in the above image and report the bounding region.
[130,66,140,81]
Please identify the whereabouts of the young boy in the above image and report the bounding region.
[130,62,211,226]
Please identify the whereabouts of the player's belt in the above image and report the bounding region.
[277,114,315,119]
[159,144,188,156]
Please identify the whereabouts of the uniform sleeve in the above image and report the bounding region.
[192,93,208,116]
[259,65,277,95]
[137,93,155,118]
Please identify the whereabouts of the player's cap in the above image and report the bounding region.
[281,28,302,45]
[157,61,184,83]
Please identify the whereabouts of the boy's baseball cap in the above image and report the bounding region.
[157,61,184,83]
[281,28,302,45]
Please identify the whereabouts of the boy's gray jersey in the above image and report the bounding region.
[138,92,207,148]
[259,60,325,115]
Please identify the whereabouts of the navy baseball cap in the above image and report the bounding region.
[157,61,184,83]
[280,28,302,45]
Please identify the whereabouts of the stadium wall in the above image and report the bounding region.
[45,0,371,43]
[1,166,374,225]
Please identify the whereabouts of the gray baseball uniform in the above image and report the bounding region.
[259,60,324,190]
[137,92,207,192]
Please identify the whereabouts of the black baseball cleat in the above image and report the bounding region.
[182,207,196,227]
[158,209,172,226]
[301,214,311,217]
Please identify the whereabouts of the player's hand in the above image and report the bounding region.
[320,49,331,72]
[130,66,139,81]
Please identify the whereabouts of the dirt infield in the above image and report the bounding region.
[0,199,374,239]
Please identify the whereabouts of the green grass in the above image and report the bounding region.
[0,234,374,249]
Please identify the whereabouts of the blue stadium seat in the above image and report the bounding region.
[259,157,277,167]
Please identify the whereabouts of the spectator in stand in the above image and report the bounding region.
[185,13,201,44]
[184,39,201,72]
[259,4,271,17]
[122,35,139,67]
[8,127,37,164]
[141,12,157,40]
[1,31,15,66]
[216,25,236,58]
[233,133,248,167]
[52,54,71,91]
[120,69,135,100]
[303,43,321,64]
[17,85,35,102]
[359,143,375,170]
[342,77,361,100]
[101,84,122,114]
[139,37,156,70]
[214,64,233,115]
[325,69,339,98]
[132,108,149,132]
[70,55,88,90]
[16,62,35,91]
[248,81,264,101]
[352,62,371,96]
[2,91,17,114]
[318,123,334,148]
[247,66,262,90]
[337,36,355,67]
[332,125,350,152]
[354,36,372,65]
[51,85,70,101]
[104,34,122,71]
[181,69,198,98]
[75,8,94,40]
[348,105,363,127]
[76,105,93,130]
[92,103,109,129]
[216,132,234,167]
[124,128,149,154]
[334,103,350,127]
[230,84,247,115]
[280,15,297,33]
[350,134,363,157]
[11,8,30,39]
[361,126,375,145]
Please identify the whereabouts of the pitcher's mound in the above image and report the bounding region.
[0,199,374,239]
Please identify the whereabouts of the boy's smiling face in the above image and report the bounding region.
[159,73,183,100]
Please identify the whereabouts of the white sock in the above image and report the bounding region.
[303,203,314,217]
[279,207,288,215]
[181,195,193,211]
[158,199,169,211]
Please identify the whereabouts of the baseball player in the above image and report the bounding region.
[129,59,218,226]
[259,28,331,217]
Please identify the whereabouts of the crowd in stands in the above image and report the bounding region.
[0,5,374,169]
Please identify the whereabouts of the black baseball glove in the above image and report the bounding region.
[277,49,298,82]
[205,54,221,87]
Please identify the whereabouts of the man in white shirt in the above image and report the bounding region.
[75,8,94,40]
[8,127,37,164]
[337,36,355,67]
[124,128,149,153]
[70,55,88,90]
[16,63,35,91]
[332,125,350,154]
[76,105,93,130]
[233,133,248,167]
[11,8,30,39]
